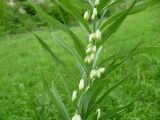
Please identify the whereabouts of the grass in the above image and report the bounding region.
[0,4,160,120]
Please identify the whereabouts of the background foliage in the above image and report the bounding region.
[0,0,160,120]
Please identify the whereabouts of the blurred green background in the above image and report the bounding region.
[0,0,160,120]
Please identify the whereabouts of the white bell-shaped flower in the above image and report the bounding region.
[95,0,100,6]
[72,90,77,101]
[86,47,92,54]
[92,45,97,52]
[89,33,96,42]
[72,114,81,120]
[79,79,85,90]
[93,8,98,16]
[99,67,105,74]
[96,29,102,40]
[83,11,90,21]
[90,53,95,61]
[90,69,96,80]
[91,8,98,20]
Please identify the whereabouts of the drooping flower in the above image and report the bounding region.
[99,67,105,73]
[83,11,90,21]
[84,56,91,64]
[90,69,97,80]
[72,114,81,120]
[96,108,101,120]
[89,33,96,42]
[95,0,100,6]
[90,68,105,80]
[72,90,77,101]
[92,45,97,52]
[96,29,102,40]
[79,79,84,90]
[92,8,98,20]
[93,8,98,16]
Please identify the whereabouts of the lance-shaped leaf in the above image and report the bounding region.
[29,1,86,59]
[97,0,110,13]
[95,70,135,105]
[100,46,159,65]
[97,0,138,47]
[100,0,160,30]
[34,34,65,65]
[41,74,71,120]
[56,0,91,33]
[99,42,142,65]
[53,34,88,73]
[100,102,134,119]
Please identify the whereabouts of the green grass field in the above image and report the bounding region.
[0,4,160,120]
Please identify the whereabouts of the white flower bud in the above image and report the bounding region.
[84,56,88,63]
[99,67,105,73]
[72,114,81,120]
[72,90,77,101]
[86,47,92,54]
[83,11,90,21]
[95,0,100,6]
[91,8,98,20]
[96,29,102,40]
[92,45,97,52]
[97,108,101,120]
[84,56,92,64]
[89,33,96,42]
[92,14,95,20]
[93,8,98,16]
[96,70,101,78]
[79,79,85,90]
[90,69,96,80]
[90,53,95,61]
[87,43,92,48]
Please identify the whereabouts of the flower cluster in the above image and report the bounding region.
[83,0,102,64]
[84,43,96,63]
[72,114,81,120]
[90,67,105,80]
[71,79,85,120]
[72,0,103,119]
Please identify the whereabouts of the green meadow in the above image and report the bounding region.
[0,4,160,120]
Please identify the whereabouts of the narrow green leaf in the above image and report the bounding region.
[29,1,86,59]
[97,0,110,13]
[99,43,142,65]
[100,46,159,65]
[96,69,136,104]
[98,0,138,47]
[56,0,91,33]
[100,0,160,30]
[34,34,65,66]
[55,66,71,98]
[53,33,88,73]
[41,74,71,120]
[101,102,134,119]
